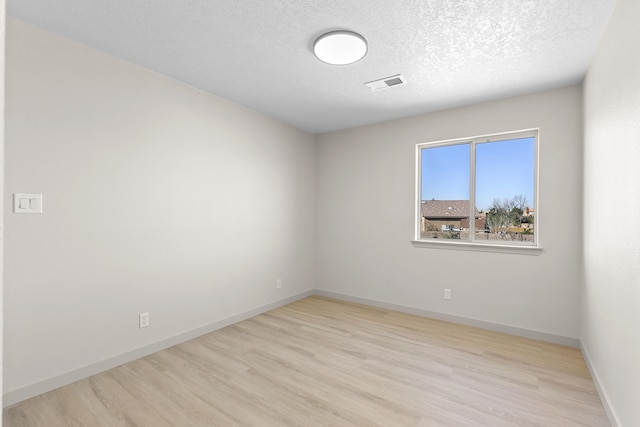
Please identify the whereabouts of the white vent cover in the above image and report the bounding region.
[364,74,407,91]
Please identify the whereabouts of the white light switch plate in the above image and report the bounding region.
[14,193,43,214]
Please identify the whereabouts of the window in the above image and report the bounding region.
[415,130,538,250]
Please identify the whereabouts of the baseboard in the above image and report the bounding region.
[314,290,581,348]
[581,342,620,427]
[3,288,581,408]
[3,289,315,407]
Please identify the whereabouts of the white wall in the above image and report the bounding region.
[4,17,315,400]
[316,86,583,341]
[582,0,640,425]
[1,0,6,420]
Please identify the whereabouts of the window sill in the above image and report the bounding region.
[411,239,543,255]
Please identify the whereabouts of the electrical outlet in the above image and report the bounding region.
[276,279,282,289]
[139,312,150,328]
[444,288,452,300]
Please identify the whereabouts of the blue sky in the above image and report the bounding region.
[421,137,535,211]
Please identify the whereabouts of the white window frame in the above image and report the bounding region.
[412,129,542,255]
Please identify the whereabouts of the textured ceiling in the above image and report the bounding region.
[7,0,617,134]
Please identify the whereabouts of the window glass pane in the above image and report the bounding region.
[420,144,470,241]
[475,137,535,243]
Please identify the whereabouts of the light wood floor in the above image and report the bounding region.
[4,296,609,426]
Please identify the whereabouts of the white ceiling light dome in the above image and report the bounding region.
[313,30,368,65]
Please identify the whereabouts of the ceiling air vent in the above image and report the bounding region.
[364,74,407,91]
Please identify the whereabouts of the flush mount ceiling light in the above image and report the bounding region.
[313,31,368,65]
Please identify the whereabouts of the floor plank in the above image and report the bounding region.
[3,296,610,426]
